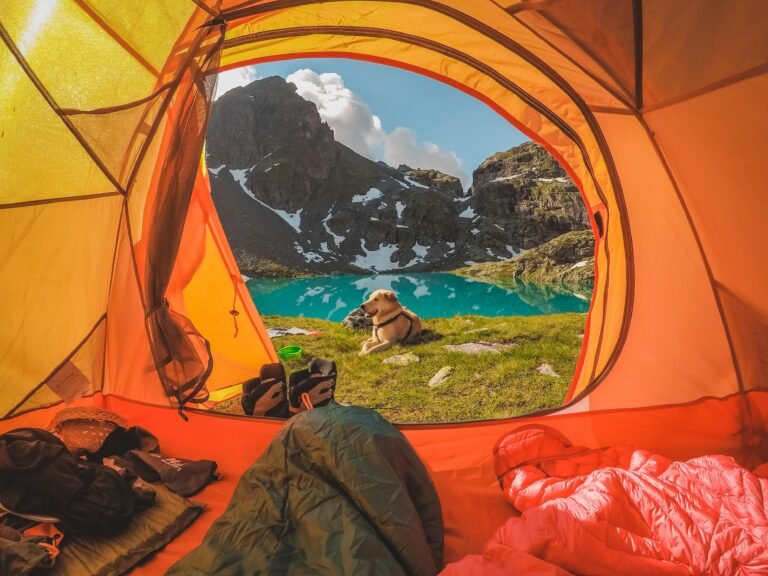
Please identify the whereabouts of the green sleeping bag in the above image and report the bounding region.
[167,405,443,575]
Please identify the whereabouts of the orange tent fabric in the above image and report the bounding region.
[1,0,767,570]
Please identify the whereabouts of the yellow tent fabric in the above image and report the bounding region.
[2,0,766,415]
[1,0,767,569]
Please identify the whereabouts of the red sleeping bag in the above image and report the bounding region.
[441,425,768,576]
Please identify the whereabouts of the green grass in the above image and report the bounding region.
[214,313,586,423]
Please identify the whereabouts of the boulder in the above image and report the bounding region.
[383,353,420,366]
[428,366,454,388]
[443,341,516,354]
[537,363,561,378]
[342,308,372,330]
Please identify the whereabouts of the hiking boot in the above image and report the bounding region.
[288,358,337,414]
[241,363,289,418]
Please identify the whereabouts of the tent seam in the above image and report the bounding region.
[4,315,107,419]
[510,8,638,110]
[633,0,643,109]
[71,0,161,77]
[0,22,126,195]
[58,82,174,116]
[123,28,212,199]
[190,0,219,18]
[504,0,562,15]
[641,63,768,114]
[0,191,121,210]
[587,214,612,384]
[509,13,636,112]
[635,116,745,393]
[100,201,128,394]
[589,106,634,115]
[114,7,216,194]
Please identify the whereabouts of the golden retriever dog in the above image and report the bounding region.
[359,289,422,355]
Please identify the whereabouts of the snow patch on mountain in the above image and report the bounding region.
[404,243,430,267]
[323,211,345,247]
[294,243,323,263]
[230,167,303,232]
[351,187,383,205]
[491,174,520,183]
[353,240,399,272]
[403,175,429,189]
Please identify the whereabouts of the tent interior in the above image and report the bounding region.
[1,0,767,573]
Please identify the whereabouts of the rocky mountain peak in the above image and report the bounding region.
[466,141,588,254]
[206,78,589,276]
[207,76,336,211]
[471,140,566,191]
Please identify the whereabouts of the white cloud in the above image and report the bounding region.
[382,127,468,187]
[215,65,259,99]
[286,69,469,189]
[286,69,381,161]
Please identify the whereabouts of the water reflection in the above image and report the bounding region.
[247,273,591,320]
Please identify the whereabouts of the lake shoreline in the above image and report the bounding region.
[246,272,591,321]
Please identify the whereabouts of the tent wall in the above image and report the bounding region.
[1,1,766,422]
[1,2,275,416]
[2,2,767,571]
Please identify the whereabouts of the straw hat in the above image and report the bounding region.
[49,407,127,454]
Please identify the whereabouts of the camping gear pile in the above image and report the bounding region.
[0,408,217,574]
[2,1,767,574]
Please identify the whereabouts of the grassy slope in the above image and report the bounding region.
[215,313,585,423]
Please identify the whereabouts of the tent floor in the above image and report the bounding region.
[2,391,766,573]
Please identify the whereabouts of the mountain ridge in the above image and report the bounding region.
[206,76,590,275]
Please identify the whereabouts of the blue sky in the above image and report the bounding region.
[215,58,528,189]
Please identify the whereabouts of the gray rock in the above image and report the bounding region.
[383,352,420,366]
[428,366,454,388]
[537,363,561,378]
[443,341,516,354]
[467,141,589,258]
[342,308,372,330]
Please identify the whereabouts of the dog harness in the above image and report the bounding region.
[373,312,414,342]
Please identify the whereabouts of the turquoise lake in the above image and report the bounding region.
[246,273,591,320]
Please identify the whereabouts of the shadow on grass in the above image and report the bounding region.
[412,329,443,344]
